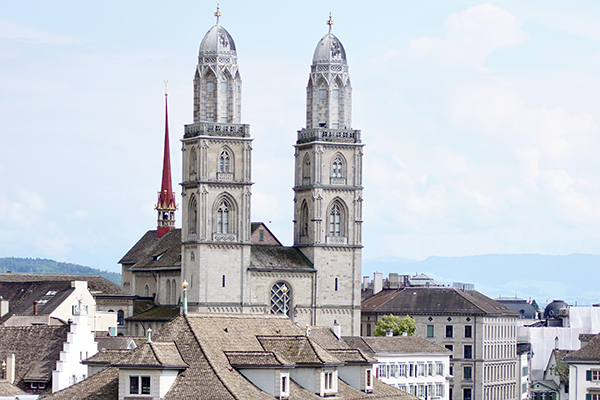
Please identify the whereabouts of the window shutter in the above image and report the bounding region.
[587,370,592,381]
[586,394,592,400]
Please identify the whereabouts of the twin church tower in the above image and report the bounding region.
[122,9,364,335]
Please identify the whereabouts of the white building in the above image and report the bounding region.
[564,333,600,400]
[343,335,451,399]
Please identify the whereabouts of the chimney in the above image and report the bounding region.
[555,336,559,350]
[362,276,369,290]
[373,272,383,295]
[6,354,15,384]
[0,297,8,318]
[33,300,38,316]
[332,320,341,340]
[385,328,393,337]
[147,328,152,343]
[389,273,399,289]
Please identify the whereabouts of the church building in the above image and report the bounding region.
[120,10,363,336]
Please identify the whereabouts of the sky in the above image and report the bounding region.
[2,1,600,284]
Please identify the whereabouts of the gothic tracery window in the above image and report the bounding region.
[219,150,230,173]
[217,200,230,234]
[303,154,311,184]
[332,155,343,178]
[329,203,342,236]
[171,280,177,305]
[270,282,291,316]
[166,279,171,304]
[301,202,309,237]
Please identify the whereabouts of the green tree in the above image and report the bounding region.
[531,299,540,312]
[373,314,416,336]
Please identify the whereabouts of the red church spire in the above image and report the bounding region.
[156,81,177,238]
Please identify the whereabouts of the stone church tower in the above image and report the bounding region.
[293,16,364,334]
[181,8,253,313]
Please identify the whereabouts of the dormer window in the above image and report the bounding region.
[322,368,338,396]
[130,375,151,395]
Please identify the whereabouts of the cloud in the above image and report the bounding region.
[0,19,74,44]
[411,3,527,69]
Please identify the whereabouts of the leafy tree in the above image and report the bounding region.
[531,299,540,312]
[374,314,416,336]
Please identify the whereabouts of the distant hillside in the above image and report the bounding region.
[0,257,121,285]
[363,253,600,306]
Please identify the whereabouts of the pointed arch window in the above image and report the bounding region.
[144,284,149,298]
[219,150,230,173]
[171,280,177,305]
[217,200,230,234]
[302,154,311,185]
[189,147,197,177]
[330,203,341,236]
[165,279,171,304]
[270,282,291,316]
[300,201,309,238]
[332,156,343,178]
[188,197,198,235]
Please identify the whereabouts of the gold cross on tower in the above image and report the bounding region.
[215,3,222,25]
[327,12,334,32]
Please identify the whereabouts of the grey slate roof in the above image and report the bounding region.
[342,336,452,355]
[83,349,130,365]
[225,351,293,367]
[39,366,118,400]
[0,273,131,297]
[0,325,69,394]
[0,380,26,396]
[308,326,349,350]
[257,336,343,366]
[565,334,600,363]
[362,287,519,317]
[249,245,313,271]
[0,280,74,323]
[120,229,182,271]
[112,341,187,369]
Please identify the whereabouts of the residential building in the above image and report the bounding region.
[516,342,532,400]
[362,286,520,400]
[42,313,417,400]
[342,335,452,399]
[120,10,364,336]
[564,333,600,400]
[530,346,571,400]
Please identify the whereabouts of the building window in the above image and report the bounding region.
[189,196,198,235]
[117,310,124,325]
[366,369,371,387]
[366,323,371,336]
[130,376,139,394]
[333,89,339,100]
[587,370,600,381]
[222,275,226,288]
[302,154,311,184]
[436,384,444,397]
[465,325,472,338]
[445,344,453,353]
[464,366,472,380]
[217,200,229,234]
[189,147,197,176]
[436,362,444,376]
[281,375,287,394]
[141,376,151,395]
[300,201,309,237]
[587,394,600,400]
[144,284,149,298]
[259,229,265,242]
[219,150,230,173]
[335,278,338,291]
[332,155,343,178]
[464,345,473,359]
[221,81,228,93]
[329,203,342,236]
[427,325,434,338]
[270,282,290,316]
[523,366,528,376]
[319,88,326,99]
[446,325,453,338]
[324,371,334,390]
[166,279,171,304]
[206,81,214,92]
[171,280,177,305]
[463,388,472,400]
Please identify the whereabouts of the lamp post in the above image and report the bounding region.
[282,284,288,317]
[182,280,188,315]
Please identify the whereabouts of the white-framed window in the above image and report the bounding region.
[436,362,444,376]
[417,363,425,377]
[418,384,424,397]
[428,363,433,376]
[379,363,387,378]
[129,376,151,395]
[324,371,334,390]
[436,383,444,397]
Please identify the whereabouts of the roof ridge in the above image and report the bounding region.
[451,288,488,313]
[183,314,241,400]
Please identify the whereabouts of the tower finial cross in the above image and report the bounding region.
[215,3,222,25]
[327,12,334,33]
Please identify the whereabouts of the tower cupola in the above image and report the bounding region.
[305,14,352,131]
[193,5,242,124]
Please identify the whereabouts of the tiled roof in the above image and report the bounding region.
[0,380,26,396]
[327,349,375,364]
[257,336,343,366]
[250,222,283,246]
[362,287,518,317]
[95,335,144,350]
[112,341,187,369]
[42,314,416,400]
[565,334,600,362]
[249,246,313,271]
[225,351,293,367]
[579,333,597,342]
[0,273,131,297]
[120,229,182,271]
[83,349,130,365]
[342,336,452,355]
[39,366,118,400]
[0,325,68,393]
[550,349,572,382]
[307,326,348,350]
[125,305,180,321]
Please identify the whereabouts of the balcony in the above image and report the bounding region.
[184,122,250,138]
[297,128,361,144]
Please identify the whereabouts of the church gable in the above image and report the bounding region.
[251,222,282,246]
